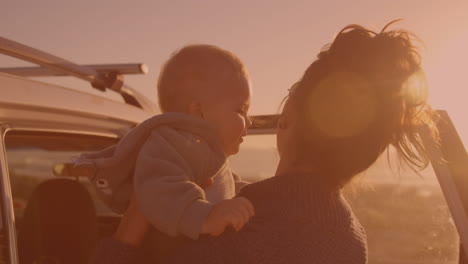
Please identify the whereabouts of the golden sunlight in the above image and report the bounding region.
[401,70,429,106]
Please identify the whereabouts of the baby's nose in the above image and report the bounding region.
[246,116,253,129]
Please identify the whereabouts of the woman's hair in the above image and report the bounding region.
[289,20,438,188]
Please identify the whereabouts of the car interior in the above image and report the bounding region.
[3,131,120,264]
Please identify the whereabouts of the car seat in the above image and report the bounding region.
[17,178,98,264]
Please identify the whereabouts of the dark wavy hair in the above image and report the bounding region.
[288,20,439,188]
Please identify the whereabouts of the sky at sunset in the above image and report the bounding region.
[2,0,468,145]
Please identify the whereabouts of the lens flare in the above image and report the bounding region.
[401,70,429,106]
[307,71,378,138]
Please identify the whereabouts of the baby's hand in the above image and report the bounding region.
[201,197,255,236]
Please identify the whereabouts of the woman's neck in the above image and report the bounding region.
[275,157,318,177]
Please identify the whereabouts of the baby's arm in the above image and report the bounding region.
[201,197,255,236]
[134,129,255,239]
[134,130,215,240]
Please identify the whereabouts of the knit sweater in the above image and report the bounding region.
[92,172,368,264]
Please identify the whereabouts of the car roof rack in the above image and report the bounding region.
[0,36,157,113]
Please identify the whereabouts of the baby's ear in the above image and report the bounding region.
[188,101,204,118]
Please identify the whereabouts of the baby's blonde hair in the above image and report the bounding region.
[157,44,249,112]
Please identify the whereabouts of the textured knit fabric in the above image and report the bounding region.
[75,112,230,239]
[91,172,368,264]
[91,237,147,264]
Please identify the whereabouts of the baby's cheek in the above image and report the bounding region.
[222,119,243,148]
[231,116,246,135]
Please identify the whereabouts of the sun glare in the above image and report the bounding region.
[401,70,429,106]
[307,71,377,138]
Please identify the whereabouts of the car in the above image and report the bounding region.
[0,36,160,264]
[1,36,468,264]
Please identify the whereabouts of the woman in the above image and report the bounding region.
[93,21,438,264]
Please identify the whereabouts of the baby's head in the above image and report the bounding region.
[157,44,252,156]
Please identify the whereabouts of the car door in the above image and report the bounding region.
[424,111,468,264]
[233,111,467,264]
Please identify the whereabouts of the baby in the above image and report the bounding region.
[78,45,254,251]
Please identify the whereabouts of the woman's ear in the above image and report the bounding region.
[188,101,204,119]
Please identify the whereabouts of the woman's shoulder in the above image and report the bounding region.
[237,175,283,198]
[235,175,289,217]
[237,172,332,199]
[237,173,361,221]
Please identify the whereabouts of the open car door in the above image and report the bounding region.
[421,111,468,263]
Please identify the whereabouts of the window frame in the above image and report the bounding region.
[0,126,17,264]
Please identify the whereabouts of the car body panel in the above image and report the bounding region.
[0,73,153,133]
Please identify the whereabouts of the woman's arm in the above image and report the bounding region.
[90,237,147,264]
[90,182,256,264]
[161,228,251,264]
[90,196,150,264]
[113,195,151,246]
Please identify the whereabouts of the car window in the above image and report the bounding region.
[4,130,119,222]
[230,134,459,264]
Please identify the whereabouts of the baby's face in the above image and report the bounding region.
[201,76,252,157]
